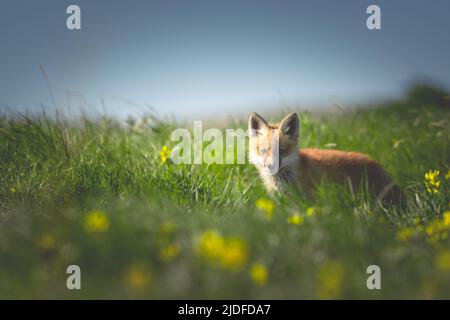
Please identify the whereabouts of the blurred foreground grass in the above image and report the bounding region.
[0,88,450,299]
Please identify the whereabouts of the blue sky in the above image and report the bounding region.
[1,0,450,119]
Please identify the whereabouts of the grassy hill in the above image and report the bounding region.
[0,92,449,298]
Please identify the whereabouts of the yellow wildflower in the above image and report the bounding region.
[396,227,414,242]
[287,213,304,225]
[256,198,275,220]
[197,230,225,261]
[425,217,449,244]
[425,170,440,181]
[435,250,450,272]
[220,237,248,271]
[196,230,248,272]
[10,187,16,193]
[306,207,317,217]
[443,211,450,228]
[84,210,110,233]
[125,263,151,291]
[316,262,345,299]
[425,219,447,235]
[250,263,268,286]
[159,243,181,262]
[425,170,440,194]
[445,170,450,180]
[159,145,171,163]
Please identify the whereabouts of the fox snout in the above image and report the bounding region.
[250,149,280,175]
[263,156,279,174]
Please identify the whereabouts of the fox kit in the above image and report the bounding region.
[249,112,403,205]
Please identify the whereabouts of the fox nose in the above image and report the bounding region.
[264,159,277,171]
[265,162,280,175]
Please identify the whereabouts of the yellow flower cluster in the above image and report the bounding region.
[397,211,450,244]
[84,210,110,233]
[197,230,270,285]
[425,211,450,243]
[159,145,171,163]
[396,227,415,242]
[196,230,248,272]
[287,207,318,225]
[425,170,441,194]
[256,198,275,220]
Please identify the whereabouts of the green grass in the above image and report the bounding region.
[0,96,449,299]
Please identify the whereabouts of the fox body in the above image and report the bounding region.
[248,112,403,205]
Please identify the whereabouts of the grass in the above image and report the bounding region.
[0,92,449,299]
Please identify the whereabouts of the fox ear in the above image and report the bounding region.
[248,112,268,136]
[279,112,299,139]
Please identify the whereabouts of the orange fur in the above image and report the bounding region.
[248,112,404,206]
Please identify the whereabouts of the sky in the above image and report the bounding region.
[1,0,450,120]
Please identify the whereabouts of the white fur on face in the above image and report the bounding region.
[249,130,280,176]
[266,133,279,175]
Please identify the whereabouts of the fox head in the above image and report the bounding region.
[248,112,300,175]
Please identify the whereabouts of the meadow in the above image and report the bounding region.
[0,86,449,299]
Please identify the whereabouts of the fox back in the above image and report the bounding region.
[248,112,404,206]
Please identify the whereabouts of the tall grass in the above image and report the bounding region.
[0,95,449,298]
